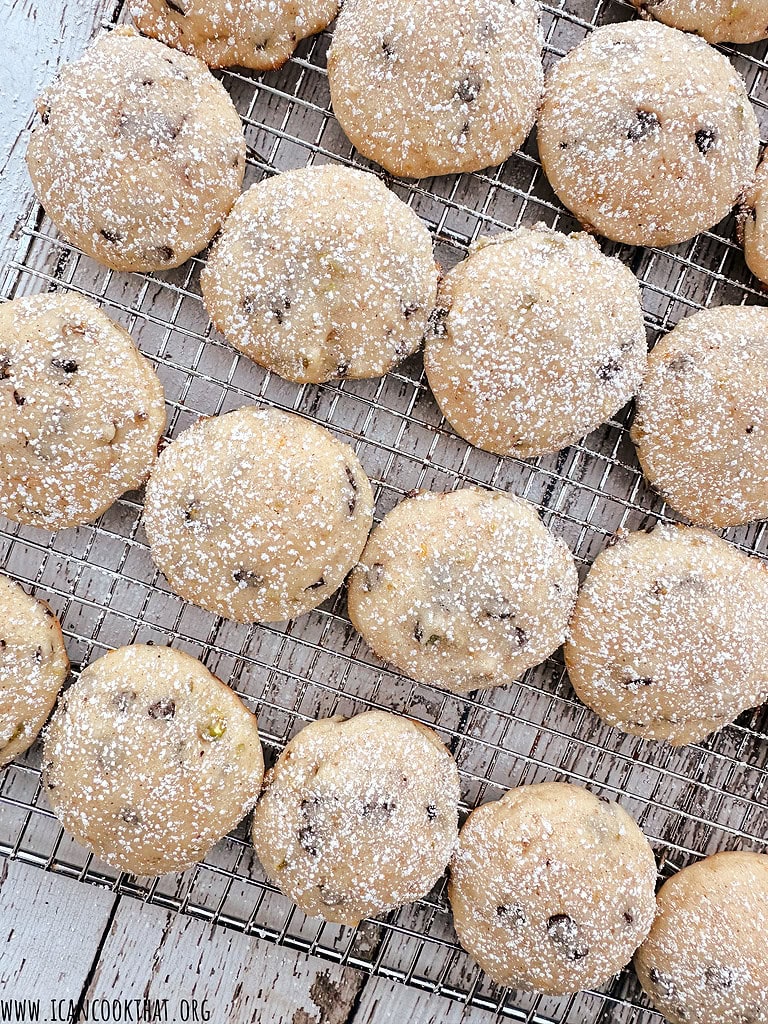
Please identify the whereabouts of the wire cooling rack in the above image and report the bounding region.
[2,0,768,1020]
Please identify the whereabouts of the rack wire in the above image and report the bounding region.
[1,0,768,1019]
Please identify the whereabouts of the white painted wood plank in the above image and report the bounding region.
[0,0,113,261]
[349,976,500,1024]
[0,859,117,998]
[86,897,366,1023]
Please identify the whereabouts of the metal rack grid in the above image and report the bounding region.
[1,0,768,1019]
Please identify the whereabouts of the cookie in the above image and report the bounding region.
[26,27,245,272]
[347,487,578,694]
[0,574,69,768]
[423,227,647,457]
[43,644,264,875]
[143,405,373,622]
[632,0,768,44]
[0,293,166,530]
[327,0,543,178]
[449,782,657,994]
[131,0,339,70]
[537,22,759,247]
[251,710,460,925]
[742,155,768,286]
[564,525,768,746]
[635,851,768,1024]
[201,165,439,384]
[631,305,768,528]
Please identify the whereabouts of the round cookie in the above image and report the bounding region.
[201,165,439,384]
[423,226,647,457]
[537,21,759,247]
[449,782,657,994]
[131,0,339,70]
[631,305,768,528]
[635,851,768,1024]
[327,0,543,179]
[43,644,264,875]
[251,711,460,925]
[564,524,768,746]
[0,293,166,530]
[26,27,245,272]
[143,406,374,622]
[0,574,69,768]
[742,155,768,286]
[632,0,768,44]
[347,487,578,694]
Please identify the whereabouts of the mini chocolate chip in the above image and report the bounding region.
[623,910,634,924]
[0,639,6,650]
[362,798,395,822]
[0,355,10,379]
[381,38,395,58]
[40,106,50,125]
[746,424,755,434]
[120,807,141,825]
[51,357,78,374]
[113,689,137,712]
[13,390,25,406]
[695,127,718,155]
[141,77,154,87]
[344,465,358,515]
[598,358,621,382]
[269,294,291,324]
[667,352,695,373]
[426,803,438,820]
[299,797,321,856]
[414,621,424,643]
[547,914,589,960]
[559,141,569,150]
[427,307,449,338]
[233,569,264,587]
[165,0,189,12]
[317,883,346,906]
[514,627,528,647]
[628,109,660,143]
[364,562,384,592]
[336,359,350,378]
[705,966,734,991]
[485,599,513,620]
[100,227,124,244]
[182,498,207,529]
[623,676,655,691]
[146,244,175,264]
[402,301,420,319]
[305,577,325,591]
[459,120,471,139]
[455,76,481,104]
[649,968,677,999]
[34,646,43,663]
[242,295,256,314]
[497,903,526,926]
[148,698,176,720]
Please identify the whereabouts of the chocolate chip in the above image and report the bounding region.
[459,120,471,139]
[40,106,50,125]
[317,883,347,906]
[414,621,424,643]
[269,294,291,324]
[145,244,175,264]
[344,465,358,515]
[165,0,189,12]
[623,910,634,924]
[598,358,621,382]
[455,76,481,104]
[242,295,256,315]
[305,577,325,591]
[148,698,176,720]
[233,569,264,587]
[649,967,677,999]
[427,307,449,338]
[402,301,420,319]
[426,803,438,820]
[695,127,718,155]
[336,359,350,378]
[364,563,384,592]
[485,600,513,620]
[381,38,396,58]
[623,676,655,693]
[746,424,755,434]
[182,498,207,529]
[514,627,528,647]
[361,798,395,823]
[667,353,695,373]
[51,357,78,374]
[704,966,734,991]
[119,112,185,144]
[298,797,321,856]
[0,639,6,650]
[547,914,589,960]
[120,807,141,825]
[113,689,137,712]
[0,356,10,380]
[497,903,526,926]
[99,227,124,244]
[628,110,660,143]
[559,141,569,150]
[13,390,25,406]
[34,646,43,663]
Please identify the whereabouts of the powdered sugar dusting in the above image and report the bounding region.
[201,164,439,384]
[565,524,768,745]
[143,405,374,623]
[26,26,245,272]
[632,0,768,45]
[130,0,339,70]
[635,851,768,1024]
[449,782,657,994]
[327,0,543,178]
[0,573,69,769]
[348,486,578,695]
[252,710,460,925]
[424,224,647,458]
[0,292,166,529]
[43,643,264,877]
[632,305,768,528]
[538,20,760,246]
